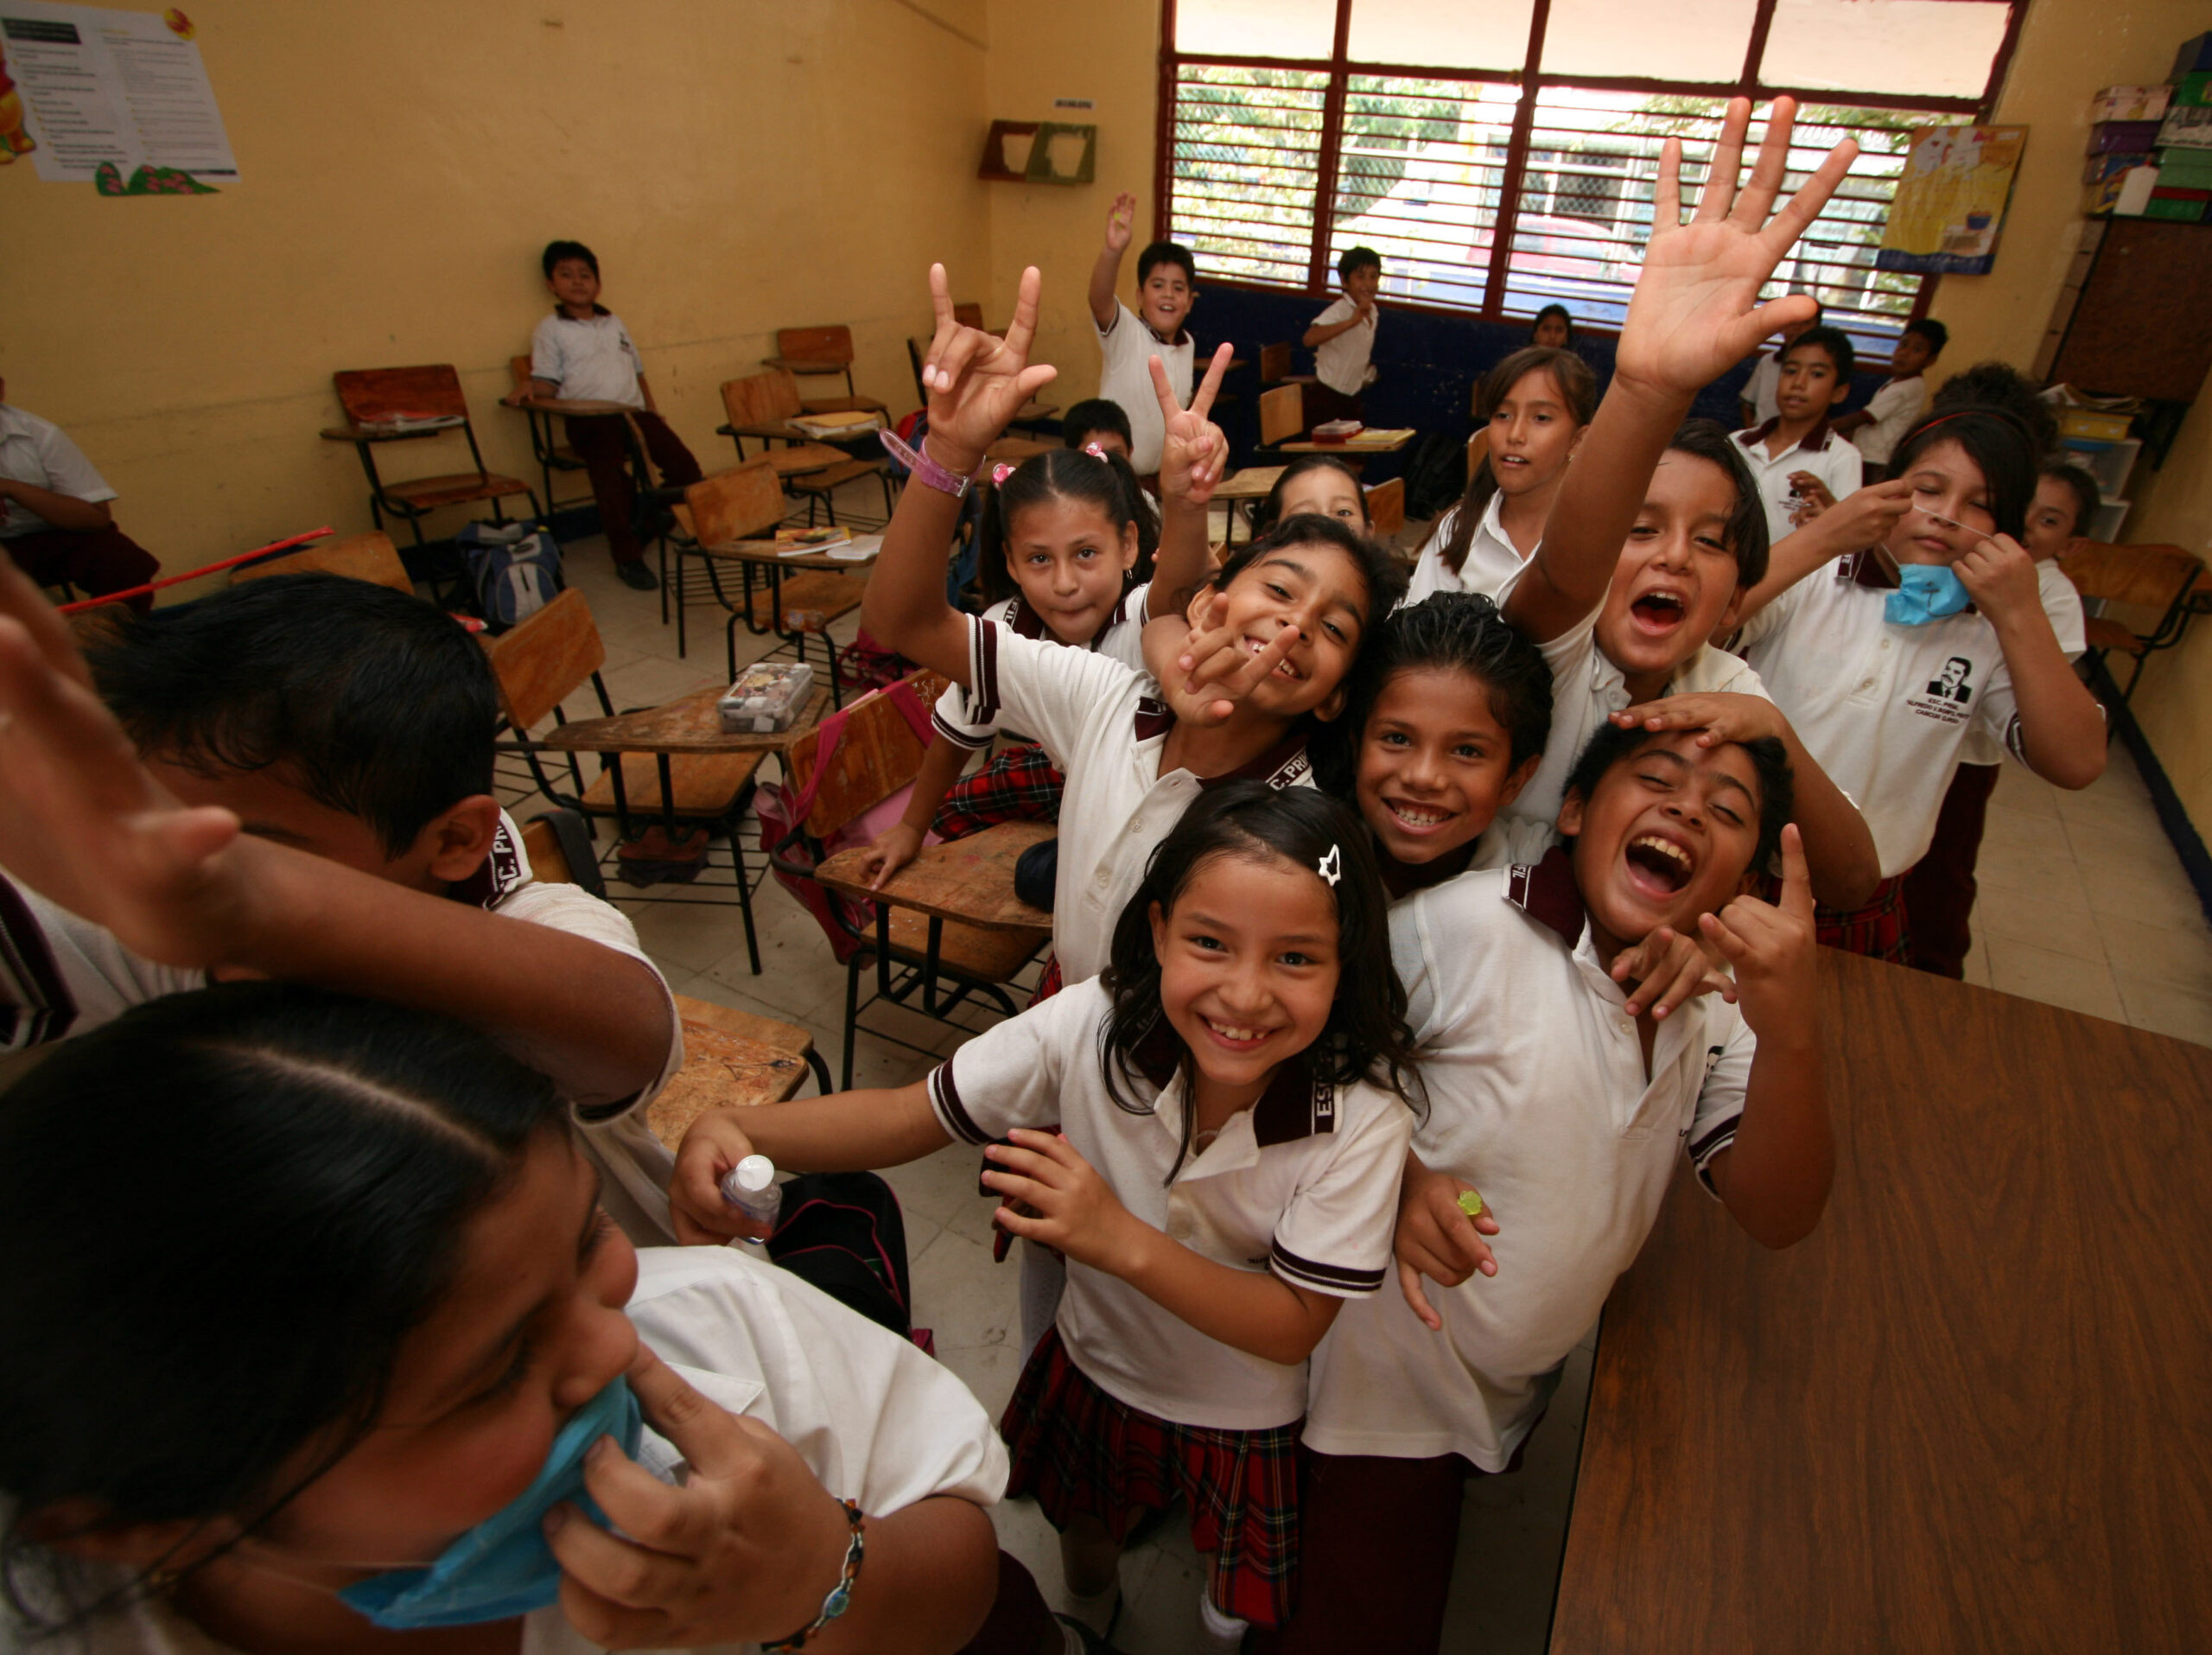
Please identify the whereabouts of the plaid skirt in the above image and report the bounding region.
[932,743,1065,840]
[1002,1328,1301,1628]
[1767,869,1910,961]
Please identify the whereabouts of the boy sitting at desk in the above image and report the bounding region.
[514,238,702,591]
[0,376,160,608]
[0,564,687,1238]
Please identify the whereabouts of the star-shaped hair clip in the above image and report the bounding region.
[1317,844,1342,888]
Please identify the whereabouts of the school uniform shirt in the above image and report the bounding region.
[0,812,687,1233]
[1853,373,1929,468]
[928,584,1153,751]
[530,307,648,409]
[1731,418,1863,550]
[929,977,1412,1430]
[1742,349,1782,426]
[80,1245,1008,1655]
[1309,296,1379,398]
[0,401,118,538]
[1959,558,2087,766]
[962,611,1316,987]
[1734,550,2033,877]
[1096,300,1194,476]
[1501,618,1775,836]
[1304,850,1753,1472]
[1403,491,1526,606]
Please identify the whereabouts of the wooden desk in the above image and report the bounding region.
[645,995,822,1149]
[1276,426,1415,455]
[511,397,641,418]
[817,819,1055,932]
[543,682,832,758]
[1550,951,2212,1653]
[1215,465,1285,544]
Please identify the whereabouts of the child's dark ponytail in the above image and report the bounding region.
[1097,784,1421,1180]
[1440,346,1597,576]
[977,445,1157,604]
[0,985,566,1635]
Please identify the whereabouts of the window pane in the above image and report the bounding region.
[1347,0,1534,73]
[1759,0,2012,101]
[1174,0,1337,60]
[1166,66,1331,289]
[1497,93,1922,347]
[1328,77,1521,313]
[1538,0,1757,84]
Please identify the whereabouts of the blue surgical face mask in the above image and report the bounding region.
[337,1376,643,1630]
[1885,563,1972,627]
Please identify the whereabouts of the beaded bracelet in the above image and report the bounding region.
[880,425,972,500]
[763,1499,866,1652]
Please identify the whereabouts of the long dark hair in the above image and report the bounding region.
[978,444,1159,605]
[1885,406,2037,541]
[1209,512,1408,625]
[1440,347,1597,575]
[1253,454,1368,535]
[1097,785,1420,1177]
[0,985,568,1633]
[1314,590,1556,797]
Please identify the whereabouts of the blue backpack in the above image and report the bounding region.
[457,519,563,632]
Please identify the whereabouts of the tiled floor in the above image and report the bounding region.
[524,493,2211,1654]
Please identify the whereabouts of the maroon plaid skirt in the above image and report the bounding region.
[1767,869,1910,961]
[932,743,1065,840]
[1001,1328,1302,1627]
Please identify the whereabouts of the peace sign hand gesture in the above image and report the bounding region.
[917,262,1059,474]
[1613,97,1859,399]
[1153,343,1233,506]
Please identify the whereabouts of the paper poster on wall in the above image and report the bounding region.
[0,2,234,188]
[1874,124,2025,276]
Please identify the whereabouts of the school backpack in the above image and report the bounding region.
[457,519,564,632]
[766,1171,925,1346]
[1402,429,1471,523]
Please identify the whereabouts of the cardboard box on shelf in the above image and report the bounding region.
[2090,85,2173,123]
[2174,31,2212,79]
[2157,105,2212,150]
[2091,120,2166,154]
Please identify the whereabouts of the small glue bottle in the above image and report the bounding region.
[719,1154,782,1245]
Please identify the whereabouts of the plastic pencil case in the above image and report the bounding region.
[718,663,815,732]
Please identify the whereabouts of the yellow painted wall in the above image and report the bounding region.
[981,0,1159,407]
[1923,0,2212,835]
[1,0,993,576]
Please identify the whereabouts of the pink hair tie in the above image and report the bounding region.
[989,461,1016,486]
[1083,442,1110,462]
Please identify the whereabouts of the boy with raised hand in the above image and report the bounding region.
[1273,96,1849,1654]
[0,564,686,1237]
[1089,190,1198,478]
[1730,322,1863,544]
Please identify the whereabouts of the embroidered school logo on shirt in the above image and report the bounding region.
[1902,655,1975,728]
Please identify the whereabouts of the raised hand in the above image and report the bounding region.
[1163,589,1300,726]
[1613,98,1859,398]
[917,263,1060,473]
[1698,822,1816,1038]
[0,558,248,967]
[1394,1155,1501,1332]
[1103,190,1137,254]
[1611,923,1737,1021]
[1153,344,1234,507]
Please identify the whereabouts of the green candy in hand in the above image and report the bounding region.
[1458,1188,1485,1220]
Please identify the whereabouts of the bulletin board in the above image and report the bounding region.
[0,2,235,188]
[1875,124,2026,277]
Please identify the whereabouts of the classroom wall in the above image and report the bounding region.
[1,0,995,576]
[1923,0,2212,837]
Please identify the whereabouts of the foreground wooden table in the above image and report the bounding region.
[1550,950,2212,1653]
[817,819,1055,932]
[542,682,831,757]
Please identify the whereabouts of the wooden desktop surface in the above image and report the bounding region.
[541,683,832,756]
[817,820,1055,932]
[1550,948,2212,1653]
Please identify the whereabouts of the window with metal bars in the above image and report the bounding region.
[1156,0,2026,360]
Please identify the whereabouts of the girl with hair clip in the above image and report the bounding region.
[673,786,1421,1654]
[1727,403,2107,959]
[1405,345,1596,604]
[855,437,1155,892]
[0,985,1051,1655]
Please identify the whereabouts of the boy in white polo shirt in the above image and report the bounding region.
[1731,323,1863,545]
[1834,317,1944,481]
[1302,245,1382,426]
[513,239,702,590]
[1089,192,1198,477]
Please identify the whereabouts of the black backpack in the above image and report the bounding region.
[766,1172,923,1345]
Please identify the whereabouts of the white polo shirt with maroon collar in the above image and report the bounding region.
[1304,849,1753,1471]
[929,976,1412,1429]
[1735,549,2036,877]
[963,612,1316,987]
[930,584,1152,749]
[1731,417,1864,548]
